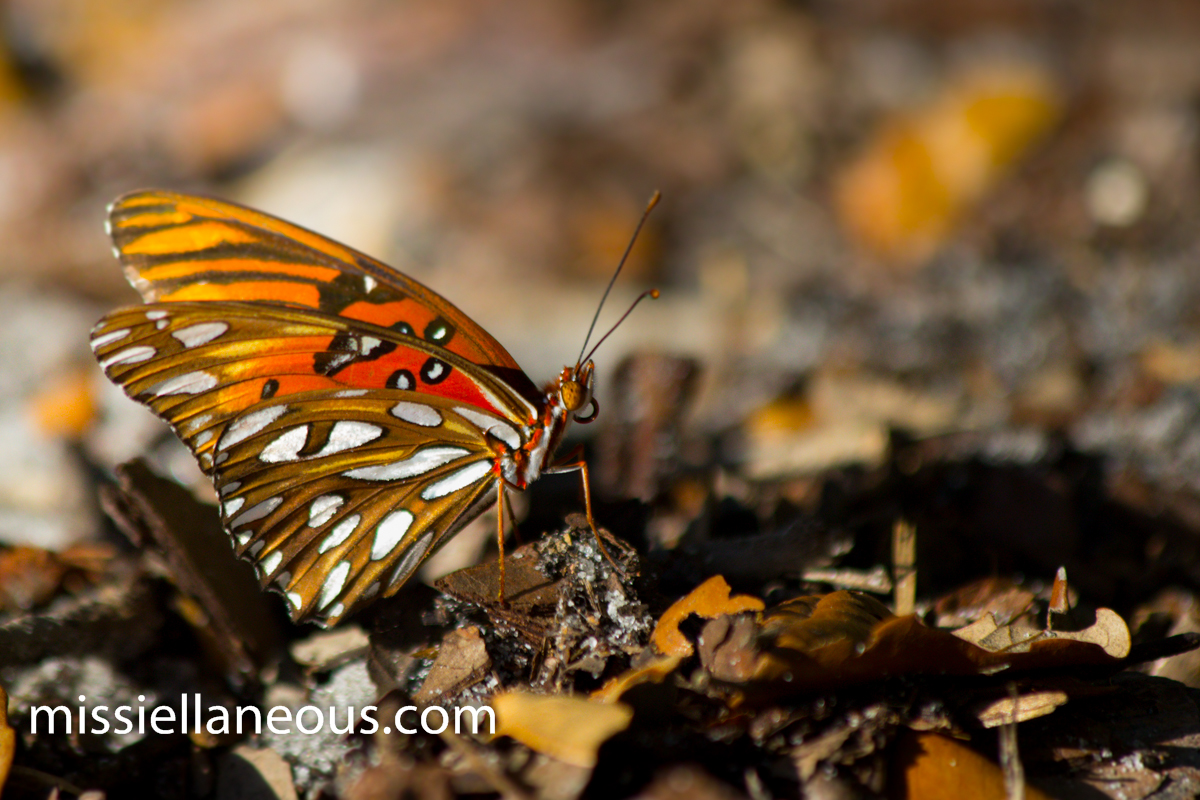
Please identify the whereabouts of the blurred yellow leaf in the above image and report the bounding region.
[492,691,633,768]
[894,731,1056,800]
[836,60,1061,265]
[29,369,97,439]
[0,684,14,796]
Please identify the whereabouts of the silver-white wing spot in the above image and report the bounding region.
[260,425,309,463]
[319,561,351,609]
[371,510,414,560]
[235,530,252,546]
[314,421,384,457]
[144,370,218,397]
[335,389,368,398]
[327,602,345,619]
[361,336,382,355]
[91,328,131,350]
[219,405,288,450]
[172,322,229,348]
[181,413,213,436]
[391,401,442,427]
[343,446,471,482]
[454,407,522,449]
[248,540,265,557]
[308,495,344,527]
[287,591,303,610]
[100,346,156,370]
[420,460,494,500]
[146,310,168,320]
[223,497,246,516]
[230,496,282,529]
[261,550,283,575]
[319,514,360,554]
[363,275,377,293]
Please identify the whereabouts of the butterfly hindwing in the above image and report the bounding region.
[107,190,539,403]
[210,390,502,625]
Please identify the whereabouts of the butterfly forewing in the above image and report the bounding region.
[108,190,540,404]
[92,301,537,460]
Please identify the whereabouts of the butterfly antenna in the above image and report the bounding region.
[581,289,659,366]
[575,190,661,370]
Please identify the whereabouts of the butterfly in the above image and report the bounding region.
[90,190,657,627]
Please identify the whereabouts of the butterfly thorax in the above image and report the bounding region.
[506,362,595,488]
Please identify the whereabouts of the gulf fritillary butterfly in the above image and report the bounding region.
[91,190,656,627]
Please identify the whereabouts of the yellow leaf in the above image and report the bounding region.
[591,654,683,704]
[492,691,633,768]
[0,685,14,796]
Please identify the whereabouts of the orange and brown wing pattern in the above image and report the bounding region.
[108,190,538,402]
[90,301,539,468]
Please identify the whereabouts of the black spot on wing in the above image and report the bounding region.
[420,357,450,385]
[423,316,455,345]
[387,369,415,391]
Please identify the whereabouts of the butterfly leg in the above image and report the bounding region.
[543,457,624,574]
[496,475,508,603]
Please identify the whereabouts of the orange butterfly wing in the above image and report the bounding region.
[108,190,539,400]
[93,191,552,626]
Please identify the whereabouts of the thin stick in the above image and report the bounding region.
[892,519,916,616]
[999,683,1026,800]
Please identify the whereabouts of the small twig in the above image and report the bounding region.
[892,519,917,616]
[999,683,1026,800]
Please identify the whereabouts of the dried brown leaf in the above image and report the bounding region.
[973,690,1069,728]
[414,626,491,704]
[745,591,1131,698]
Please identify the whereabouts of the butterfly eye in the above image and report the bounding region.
[574,397,599,424]
[560,379,588,412]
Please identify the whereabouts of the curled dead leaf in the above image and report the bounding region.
[651,575,764,657]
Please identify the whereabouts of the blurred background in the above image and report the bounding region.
[4,0,1200,556]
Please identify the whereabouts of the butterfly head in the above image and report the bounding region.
[561,360,597,424]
